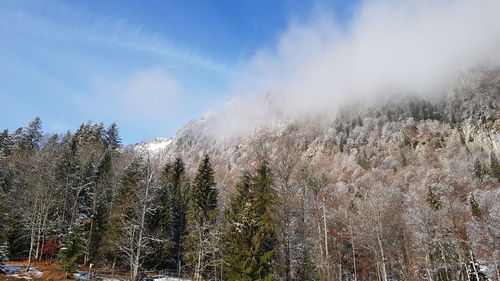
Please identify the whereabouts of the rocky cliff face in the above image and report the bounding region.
[128,68,500,278]
[131,68,500,193]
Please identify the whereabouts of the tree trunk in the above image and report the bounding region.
[425,252,434,281]
[349,216,358,281]
[133,170,152,281]
[84,187,98,266]
[323,200,331,281]
[27,200,40,272]
[469,250,480,281]
[376,211,388,281]
[37,207,49,260]
[34,208,42,261]
[196,232,203,281]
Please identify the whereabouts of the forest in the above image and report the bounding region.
[1,85,499,281]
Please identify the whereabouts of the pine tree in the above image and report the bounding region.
[59,229,84,277]
[184,154,219,280]
[104,123,121,150]
[0,129,12,156]
[148,158,189,272]
[473,159,487,181]
[224,160,277,281]
[190,154,217,225]
[490,152,500,182]
[469,193,483,221]
[22,117,43,150]
[0,241,9,264]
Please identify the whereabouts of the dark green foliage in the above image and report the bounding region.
[189,154,218,225]
[473,159,488,181]
[148,158,189,270]
[356,150,371,170]
[469,193,483,220]
[59,230,84,277]
[490,152,500,182]
[224,161,277,281]
[1,212,28,260]
[73,121,106,147]
[428,240,461,281]
[104,123,121,149]
[0,241,10,264]
[409,99,443,121]
[426,186,442,211]
[295,248,318,281]
[22,117,43,150]
[183,154,219,278]
[0,129,12,156]
[459,131,467,146]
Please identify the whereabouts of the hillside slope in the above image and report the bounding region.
[129,68,500,279]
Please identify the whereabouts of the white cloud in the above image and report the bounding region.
[120,69,182,116]
[207,0,500,138]
[90,68,182,119]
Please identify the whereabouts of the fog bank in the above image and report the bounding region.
[207,0,500,138]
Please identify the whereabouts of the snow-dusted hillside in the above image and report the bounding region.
[132,137,174,154]
[131,69,500,187]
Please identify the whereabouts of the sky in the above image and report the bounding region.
[0,0,360,144]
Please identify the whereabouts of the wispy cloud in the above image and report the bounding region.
[0,0,232,75]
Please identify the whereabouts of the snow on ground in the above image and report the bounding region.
[0,265,43,279]
[74,271,92,281]
[0,265,24,275]
[152,278,190,281]
[10,270,43,279]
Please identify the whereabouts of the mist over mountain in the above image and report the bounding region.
[1,1,500,280]
[197,0,500,139]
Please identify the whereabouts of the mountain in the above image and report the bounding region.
[123,67,500,279]
[132,68,500,187]
[1,68,499,281]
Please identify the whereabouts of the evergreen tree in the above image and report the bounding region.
[490,152,500,182]
[295,247,318,281]
[469,193,483,221]
[0,129,12,156]
[184,154,219,280]
[11,127,24,150]
[190,154,217,225]
[0,241,9,264]
[224,160,277,281]
[473,159,487,181]
[148,158,189,271]
[22,117,43,150]
[104,123,121,150]
[59,229,84,277]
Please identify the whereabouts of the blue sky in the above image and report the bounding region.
[0,0,360,144]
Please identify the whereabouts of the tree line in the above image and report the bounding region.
[0,118,279,281]
[1,117,499,281]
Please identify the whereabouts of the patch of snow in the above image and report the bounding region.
[154,277,189,281]
[0,265,24,275]
[132,137,173,154]
[146,140,172,153]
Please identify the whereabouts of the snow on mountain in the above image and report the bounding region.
[129,68,500,190]
[132,137,174,154]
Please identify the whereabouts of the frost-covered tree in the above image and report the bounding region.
[0,242,9,264]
